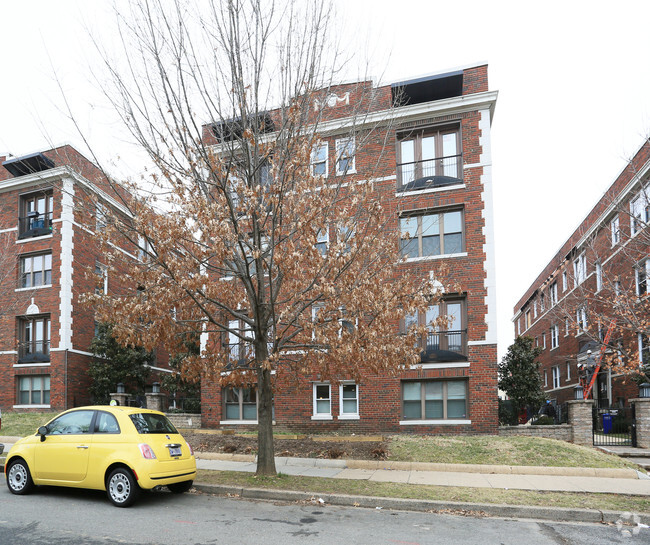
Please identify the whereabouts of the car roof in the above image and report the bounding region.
[62,405,164,416]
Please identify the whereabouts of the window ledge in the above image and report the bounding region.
[400,419,471,426]
[416,362,470,370]
[14,362,51,368]
[337,414,360,420]
[16,234,53,244]
[14,404,50,409]
[404,253,467,263]
[15,285,52,292]
[220,420,260,425]
[395,183,465,198]
[311,415,333,421]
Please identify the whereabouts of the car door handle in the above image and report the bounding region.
[77,445,89,449]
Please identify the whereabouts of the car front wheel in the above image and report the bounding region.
[106,468,140,507]
[6,459,34,495]
[168,480,193,494]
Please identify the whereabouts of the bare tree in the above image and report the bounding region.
[0,232,35,334]
[83,0,443,475]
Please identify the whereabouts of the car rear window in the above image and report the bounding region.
[129,413,178,434]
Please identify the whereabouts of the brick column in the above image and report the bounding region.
[567,399,595,446]
[146,393,165,412]
[109,393,130,407]
[631,398,650,448]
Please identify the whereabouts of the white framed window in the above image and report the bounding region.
[562,271,568,292]
[573,252,586,287]
[312,303,325,340]
[552,366,560,389]
[615,280,622,296]
[544,370,548,387]
[595,262,603,292]
[19,252,52,288]
[630,185,650,236]
[95,262,108,295]
[565,317,570,337]
[96,202,108,232]
[542,333,546,350]
[311,142,328,177]
[17,375,50,406]
[611,216,620,246]
[549,282,558,306]
[640,334,650,365]
[636,259,649,296]
[540,293,545,312]
[335,136,356,175]
[577,306,587,333]
[399,209,464,259]
[312,383,332,419]
[401,380,467,420]
[339,383,359,419]
[550,325,559,349]
[566,361,571,381]
[223,386,258,421]
[533,299,538,318]
[316,228,329,256]
[525,309,531,330]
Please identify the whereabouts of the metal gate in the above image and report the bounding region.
[593,405,636,447]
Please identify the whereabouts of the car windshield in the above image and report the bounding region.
[129,413,178,434]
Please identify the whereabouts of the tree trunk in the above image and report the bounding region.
[256,366,276,475]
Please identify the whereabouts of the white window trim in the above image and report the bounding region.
[566,362,571,381]
[552,366,561,389]
[550,325,559,350]
[595,262,602,293]
[338,383,360,420]
[312,382,332,420]
[14,404,50,409]
[15,284,52,292]
[611,216,620,247]
[335,136,356,175]
[562,271,567,293]
[544,370,548,387]
[400,419,471,426]
[311,142,329,177]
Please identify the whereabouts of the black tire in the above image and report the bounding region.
[106,468,140,507]
[6,459,34,495]
[168,480,193,494]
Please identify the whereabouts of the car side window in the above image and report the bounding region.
[47,410,94,435]
[95,412,120,434]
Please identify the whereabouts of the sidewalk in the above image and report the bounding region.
[195,452,650,496]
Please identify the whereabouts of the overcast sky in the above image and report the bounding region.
[1,1,649,360]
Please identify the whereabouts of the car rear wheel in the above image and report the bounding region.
[6,459,34,495]
[106,468,140,507]
[168,480,193,494]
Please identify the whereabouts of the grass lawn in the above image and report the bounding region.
[0,411,56,437]
[196,470,650,514]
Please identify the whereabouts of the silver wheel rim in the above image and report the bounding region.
[8,464,27,492]
[109,473,131,504]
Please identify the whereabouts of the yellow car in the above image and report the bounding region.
[4,406,196,507]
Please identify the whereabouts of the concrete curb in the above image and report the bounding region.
[192,482,650,525]
[195,452,640,479]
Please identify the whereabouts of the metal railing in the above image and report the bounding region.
[17,340,50,363]
[18,213,54,239]
[421,329,468,357]
[397,154,462,189]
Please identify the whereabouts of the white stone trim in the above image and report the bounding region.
[311,415,334,421]
[15,285,52,292]
[13,363,51,368]
[16,234,53,244]
[415,362,470,369]
[0,227,17,233]
[220,420,258,425]
[50,348,93,357]
[0,350,18,355]
[404,252,468,263]
[478,107,498,345]
[395,183,465,199]
[400,419,471,426]
[58,177,74,350]
[13,404,51,409]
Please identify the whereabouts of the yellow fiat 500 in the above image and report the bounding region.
[4,406,196,507]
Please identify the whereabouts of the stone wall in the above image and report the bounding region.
[498,424,571,442]
[166,413,202,429]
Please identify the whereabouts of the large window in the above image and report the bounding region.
[636,259,649,296]
[640,334,650,366]
[573,253,586,287]
[335,137,355,175]
[552,366,561,389]
[311,143,328,177]
[20,253,52,288]
[550,325,559,350]
[312,383,332,419]
[611,216,620,246]
[17,375,50,406]
[19,190,54,239]
[339,383,359,419]
[224,387,258,421]
[402,380,467,420]
[630,185,650,236]
[549,282,558,306]
[399,209,463,259]
[18,316,51,363]
[397,127,461,189]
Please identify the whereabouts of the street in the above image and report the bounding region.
[0,485,639,544]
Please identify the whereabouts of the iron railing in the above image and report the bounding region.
[397,154,462,189]
[17,340,50,363]
[420,329,468,358]
[18,213,53,239]
[593,405,636,447]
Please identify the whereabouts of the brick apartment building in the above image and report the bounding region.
[200,63,499,434]
[0,145,166,412]
[512,138,650,409]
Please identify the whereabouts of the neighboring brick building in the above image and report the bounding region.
[0,145,166,411]
[201,63,499,434]
[512,138,650,409]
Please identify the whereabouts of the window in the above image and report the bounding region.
[316,228,329,256]
[96,411,121,433]
[525,309,532,330]
[630,185,650,236]
[573,253,587,287]
[549,282,558,306]
[640,334,650,366]
[397,126,461,189]
[615,280,622,296]
[339,383,359,419]
[19,190,54,239]
[403,299,467,359]
[611,216,620,246]
[542,333,546,349]
[402,380,467,420]
[95,262,108,295]
[227,320,245,361]
[533,300,538,318]
[20,253,52,288]
[550,325,559,349]
[311,143,328,177]
[18,316,50,363]
[636,259,649,296]
[17,375,50,406]
[335,137,355,175]
[45,410,94,434]
[552,366,560,389]
[565,317,570,336]
[313,383,332,419]
[96,202,108,232]
[544,370,548,387]
[595,262,603,293]
[566,361,571,381]
[224,387,258,421]
[399,210,463,259]
[576,306,587,333]
[562,271,568,292]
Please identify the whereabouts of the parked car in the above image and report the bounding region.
[4,406,196,507]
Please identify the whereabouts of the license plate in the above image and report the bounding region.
[169,446,182,457]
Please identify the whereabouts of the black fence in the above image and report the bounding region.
[593,405,636,447]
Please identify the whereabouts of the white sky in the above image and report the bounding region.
[1,0,649,360]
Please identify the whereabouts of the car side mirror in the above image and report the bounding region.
[38,426,48,442]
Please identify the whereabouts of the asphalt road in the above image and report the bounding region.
[0,485,640,544]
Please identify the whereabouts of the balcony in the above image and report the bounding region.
[418,329,468,363]
[397,154,462,192]
[18,213,54,239]
[17,340,51,363]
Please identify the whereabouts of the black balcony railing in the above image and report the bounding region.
[17,340,51,363]
[419,329,468,362]
[18,213,54,239]
[397,154,463,191]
